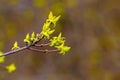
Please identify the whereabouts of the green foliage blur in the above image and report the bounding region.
[0,0,120,80]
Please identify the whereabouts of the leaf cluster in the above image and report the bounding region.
[41,11,61,39]
[23,32,40,45]
[50,33,71,55]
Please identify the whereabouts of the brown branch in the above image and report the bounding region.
[28,47,59,53]
[0,36,44,57]
[34,43,50,47]
[0,46,28,57]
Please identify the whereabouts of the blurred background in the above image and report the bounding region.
[0,0,120,80]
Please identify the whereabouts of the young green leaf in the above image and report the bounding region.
[11,41,20,50]
[48,29,55,35]
[31,32,35,41]
[55,43,71,55]
[59,46,71,55]
[24,34,30,44]
[54,15,61,22]
[41,25,55,39]
[50,33,65,47]
[31,32,35,38]
[48,11,53,20]
[24,33,30,44]
[58,32,62,39]
[26,33,30,40]
[42,22,50,31]
[53,15,61,26]
[6,63,16,73]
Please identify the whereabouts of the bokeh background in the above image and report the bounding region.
[0,0,120,80]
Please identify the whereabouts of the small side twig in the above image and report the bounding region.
[34,43,50,47]
[28,47,59,53]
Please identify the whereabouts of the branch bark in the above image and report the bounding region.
[0,46,27,57]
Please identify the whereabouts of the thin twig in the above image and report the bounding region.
[0,46,28,57]
[28,47,58,53]
[34,43,50,47]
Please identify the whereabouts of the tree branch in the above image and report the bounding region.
[0,36,44,57]
[28,47,58,53]
[0,36,57,57]
[34,43,50,47]
[0,46,28,57]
